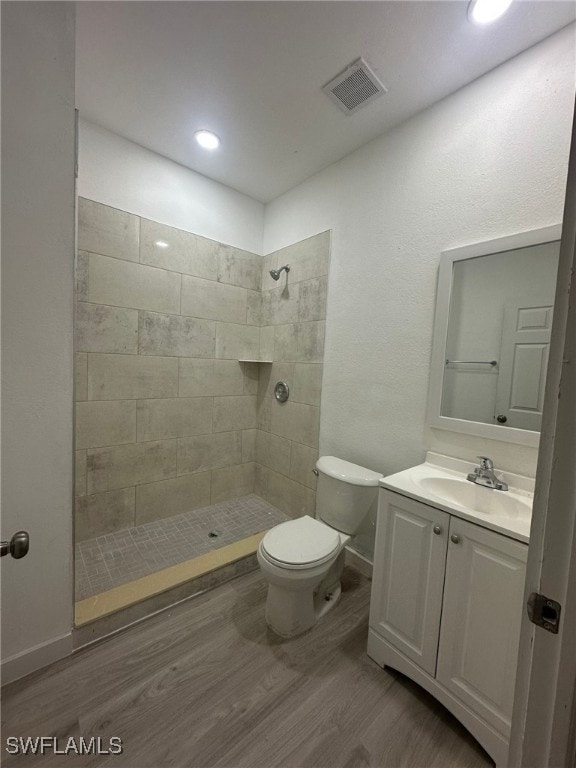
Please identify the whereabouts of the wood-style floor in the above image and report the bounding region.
[2,568,492,768]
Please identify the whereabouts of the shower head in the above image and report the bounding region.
[269,264,290,281]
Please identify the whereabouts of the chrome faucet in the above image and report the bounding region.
[466,456,508,491]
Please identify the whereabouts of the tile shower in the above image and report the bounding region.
[74,199,330,607]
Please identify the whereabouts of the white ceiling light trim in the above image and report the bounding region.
[194,130,220,150]
[468,0,514,25]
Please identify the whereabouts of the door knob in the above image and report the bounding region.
[450,534,460,544]
[496,415,507,424]
[433,525,442,535]
[1,531,30,559]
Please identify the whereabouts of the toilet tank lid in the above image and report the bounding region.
[316,456,382,486]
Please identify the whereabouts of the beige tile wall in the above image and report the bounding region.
[75,199,263,540]
[75,199,330,539]
[254,231,330,520]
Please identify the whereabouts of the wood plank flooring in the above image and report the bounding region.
[2,568,493,768]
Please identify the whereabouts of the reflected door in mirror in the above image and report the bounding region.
[495,303,552,430]
[441,240,559,433]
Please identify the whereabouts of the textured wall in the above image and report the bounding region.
[75,199,262,540]
[264,26,575,487]
[253,233,330,519]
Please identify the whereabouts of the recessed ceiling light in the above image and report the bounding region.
[155,240,169,249]
[194,130,220,150]
[468,0,513,24]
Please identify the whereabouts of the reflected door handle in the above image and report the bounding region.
[1,531,30,559]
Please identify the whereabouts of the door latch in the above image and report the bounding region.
[527,592,561,634]
[0,531,30,559]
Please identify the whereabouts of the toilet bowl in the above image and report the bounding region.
[257,456,382,638]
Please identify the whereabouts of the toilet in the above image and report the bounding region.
[257,456,382,637]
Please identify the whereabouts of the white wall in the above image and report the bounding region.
[79,120,264,254]
[1,2,76,681]
[264,25,575,482]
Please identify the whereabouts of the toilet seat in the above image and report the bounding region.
[261,516,341,570]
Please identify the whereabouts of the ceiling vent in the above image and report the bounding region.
[322,58,387,115]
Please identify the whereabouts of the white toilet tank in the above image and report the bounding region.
[315,456,382,535]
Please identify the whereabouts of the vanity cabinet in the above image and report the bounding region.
[368,489,528,767]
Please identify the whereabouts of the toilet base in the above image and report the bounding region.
[263,550,346,638]
[315,581,342,620]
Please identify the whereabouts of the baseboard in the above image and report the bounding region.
[345,546,373,579]
[1,632,73,686]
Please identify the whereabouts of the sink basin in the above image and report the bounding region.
[379,454,534,542]
[417,476,531,519]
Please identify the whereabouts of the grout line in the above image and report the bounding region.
[79,198,264,259]
[78,249,140,268]
[75,299,325,328]
[84,249,260,292]
[138,215,142,264]
[83,453,253,494]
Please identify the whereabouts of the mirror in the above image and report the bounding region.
[427,225,561,447]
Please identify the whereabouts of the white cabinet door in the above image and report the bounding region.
[436,518,528,737]
[369,490,449,676]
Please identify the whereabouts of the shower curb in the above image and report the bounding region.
[73,549,260,649]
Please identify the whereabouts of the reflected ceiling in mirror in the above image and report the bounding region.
[427,225,561,447]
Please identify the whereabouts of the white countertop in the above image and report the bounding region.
[379,452,534,543]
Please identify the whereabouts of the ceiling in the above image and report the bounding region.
[76,1,576,203]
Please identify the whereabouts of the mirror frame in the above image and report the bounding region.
[427,223,562,447]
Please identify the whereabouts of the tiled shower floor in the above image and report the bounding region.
[75,494,289,601]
